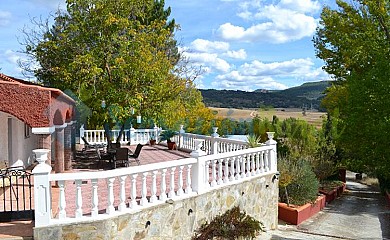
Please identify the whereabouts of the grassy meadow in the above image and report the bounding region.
[210,107,326,128]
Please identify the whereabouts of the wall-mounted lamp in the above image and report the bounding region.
[137,115,142,124]
[188,209,193,216]
[101,100,106,108]
[272,171,280,183]
[145,221,151,228]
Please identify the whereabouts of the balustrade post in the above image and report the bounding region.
[32,149,52,227]
[129,126,135,145]
[154,125,159,142]
[266,132,277,172]
[178,125,185,150]
[191,140,207,194]
[211,127,219,154]
[80,124,85,143]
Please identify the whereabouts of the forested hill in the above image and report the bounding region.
[200,81,330,110]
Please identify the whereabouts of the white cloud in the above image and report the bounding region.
[183,51,231,73]
[211,58,329,91]
[241,58,314,76]
[221,0,319,43]
[4,50,20,65]
[218,7,317,43]
[213,72,288,91]
[279,0,320,13]
[0,10,11,26]
[190,39,230,53]
[223,49,247,59]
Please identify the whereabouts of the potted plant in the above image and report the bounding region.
[159,129,178,150]
[149,137,157,146]
[278,157,324,225]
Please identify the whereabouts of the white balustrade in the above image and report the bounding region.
[33,133,277,227]
[82,128,161,145]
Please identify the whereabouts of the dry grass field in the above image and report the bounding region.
[210,107,326,128]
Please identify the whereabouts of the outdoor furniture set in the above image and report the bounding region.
[81,137,143,169]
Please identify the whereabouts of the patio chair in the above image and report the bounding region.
[113,148,130,169]
[95,146,113,169]
[128,144,143,166]
[81,136,106,152]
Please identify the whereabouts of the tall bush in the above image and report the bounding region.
[279,157,319,206]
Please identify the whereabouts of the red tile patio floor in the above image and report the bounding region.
[0,144,191,239]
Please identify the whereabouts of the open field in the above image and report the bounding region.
[210,107,326,128]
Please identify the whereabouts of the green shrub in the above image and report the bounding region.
[279,158,319,206]
[192,206,264,240]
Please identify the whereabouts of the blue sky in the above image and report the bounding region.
[0,0,335,91]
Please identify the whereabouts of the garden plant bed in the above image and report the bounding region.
[278,195,326,225]
[319,181,346,204]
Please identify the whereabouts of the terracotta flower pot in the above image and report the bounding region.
[278,195,326,225]
[167,142,177,150]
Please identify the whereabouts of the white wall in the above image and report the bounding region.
[2,114,38,167]
[0,112,9,163]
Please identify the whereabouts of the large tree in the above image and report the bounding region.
[20,0,207,142]
[314,0,390,189]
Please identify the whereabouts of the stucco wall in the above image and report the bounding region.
[8,116,38,167]
[0,112,9,162]
[34,174,278,240]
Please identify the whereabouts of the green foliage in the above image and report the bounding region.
[159,129,177,143]
[278,158,319,206]
[314,0,390,188]
[319,180,344,192]
[20,0,209,134]
[246,134,261,148]
[200,81,330,110]
[192,206,264,240]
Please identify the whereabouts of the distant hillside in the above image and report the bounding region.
[200,81,330,110]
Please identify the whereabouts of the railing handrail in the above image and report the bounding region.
[50,158,197,181]
[33,131,277,227]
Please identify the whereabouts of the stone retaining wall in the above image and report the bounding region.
[34,174,278,240]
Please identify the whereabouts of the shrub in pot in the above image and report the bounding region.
[279,157,319,206]
[159,129,178,150]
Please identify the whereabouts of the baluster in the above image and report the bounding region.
[168,167,176,198]
[91,179,98,217]
[177,166,184,196]
[210,160,217,187]
[130,174,138,208]
[107,177,115,214]
[160,169,167,201]
[229,157,235,181]
[224,158,229,183]
[246,153,251,177]
[58,180,66,219]
[205,161,210,187]
[264,150,269,172]
[255,152,260,174]
[251,152,256,175]
[185,165,192,194]
[268,149,273,172]
[140,172,148,206]
[150,171,158,203]
[217,159,223,185]
[235,156,241,180]
[241,155,246,178]
[75,179,83,218]
[119,176,127,211]
[260,152,264,173]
